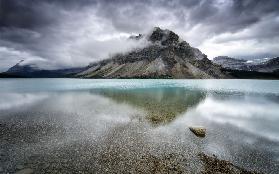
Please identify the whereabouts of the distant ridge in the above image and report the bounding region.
[213,56,279,73]
[4,60,86,78]
[213,56,279,79]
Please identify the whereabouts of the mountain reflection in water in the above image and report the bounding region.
[91,88,206,124]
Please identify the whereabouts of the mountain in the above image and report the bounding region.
[4,60,85,78]
[77,27,228,79]
[213,56,249,70]
[249,57,279,73]
[3,27,278,79]
[213,56,279,79]
[5,60,40,76]
[213,56,279,73]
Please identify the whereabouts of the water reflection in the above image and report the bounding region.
[91,88,206,124]
[0,93,48,110]
[1,80,279,173]
[181,94,279,141]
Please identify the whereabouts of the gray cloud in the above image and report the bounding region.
[0,0,279,71]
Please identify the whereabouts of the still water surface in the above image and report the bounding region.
[0,79,279,173]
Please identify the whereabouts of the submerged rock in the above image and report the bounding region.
[16,164,24,170]
[199,153,261,174]
[189,127,206,137]
[15,168,34,174]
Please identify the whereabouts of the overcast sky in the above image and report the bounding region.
[1,0,279,71]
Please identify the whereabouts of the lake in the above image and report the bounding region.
[0,79,279,173]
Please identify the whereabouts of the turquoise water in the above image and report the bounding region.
[1,78,279,93]
[0,79,279,173]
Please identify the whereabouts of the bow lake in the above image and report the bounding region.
[0,79,279,173]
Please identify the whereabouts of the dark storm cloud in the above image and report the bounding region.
[194,0,279,34]
[0,0,279,71]
[0,0,100,31]
[1,0,279,32]
[0,0,53,29]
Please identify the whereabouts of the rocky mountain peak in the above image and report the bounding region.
[76,27,227,79]
[148,27,181,46]
[129,34,143,40]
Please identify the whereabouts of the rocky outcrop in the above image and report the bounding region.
[77,27,228,79]
[129,34,143,40]
[148,27,180,46]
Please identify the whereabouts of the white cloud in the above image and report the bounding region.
[199,36,279,59]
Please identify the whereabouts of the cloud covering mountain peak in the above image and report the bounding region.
[1,0,279,72]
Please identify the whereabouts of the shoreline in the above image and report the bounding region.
[0,121,263,174]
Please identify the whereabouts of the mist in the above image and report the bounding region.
[1,0,279,71]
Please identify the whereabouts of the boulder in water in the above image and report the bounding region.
[189,126,206,137]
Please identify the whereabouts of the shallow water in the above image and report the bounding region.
[0,79,279,173]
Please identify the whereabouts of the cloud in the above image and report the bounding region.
[0,0,279,71]
[0,93,48,110]
[199,14,279,59]
[194,96,279,141]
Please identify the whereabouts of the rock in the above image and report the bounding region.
[189,126,206,138]
[148,27,179,46]
[129,34,143,40]
[15,168,34,174]
[16,164,24,170]
[198,153,260,174]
